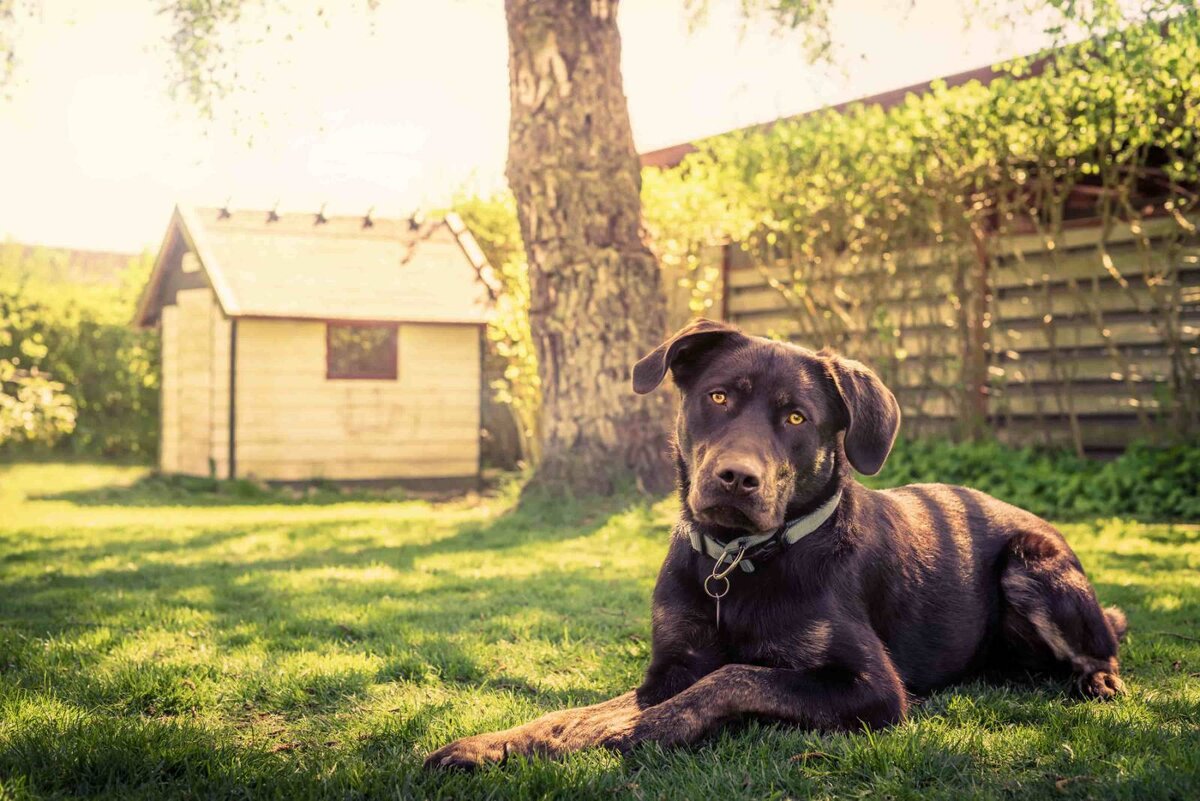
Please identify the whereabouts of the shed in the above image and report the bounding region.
[135,205,494,488]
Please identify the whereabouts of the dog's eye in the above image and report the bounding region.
[709,391,727,406]
[787,411,806,425]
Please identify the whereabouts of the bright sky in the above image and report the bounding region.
[0,0,1053,253]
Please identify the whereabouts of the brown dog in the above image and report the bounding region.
[426,319,1126,769]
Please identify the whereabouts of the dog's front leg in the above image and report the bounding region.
[618,653,908,750]
[424,690,649,769]
[425,630,724,769]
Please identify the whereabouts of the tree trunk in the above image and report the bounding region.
[504,0,673,495]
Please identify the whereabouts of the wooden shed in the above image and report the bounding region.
[134,205,494,488]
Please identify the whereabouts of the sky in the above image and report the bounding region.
[0,0,1055,254]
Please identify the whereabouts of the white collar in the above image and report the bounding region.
[685,490,843,573]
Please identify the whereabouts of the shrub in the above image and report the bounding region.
[452,192,542,465]
[0,246,158,459]
[866,438,1200,520]
[642,8,1200,446]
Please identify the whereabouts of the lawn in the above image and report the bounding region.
[0,462,1198,800]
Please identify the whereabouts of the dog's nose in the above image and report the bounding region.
[715,461,762,496]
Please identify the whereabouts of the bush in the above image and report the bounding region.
[866,438,1200,520]
[0,246,158,459]
[452,192,541,465]
[643,9,1200,443]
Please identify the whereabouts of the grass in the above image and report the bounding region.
[0,462,1197,800]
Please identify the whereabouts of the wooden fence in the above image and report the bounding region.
[696,216,1200,453]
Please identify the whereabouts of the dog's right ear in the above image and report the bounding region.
[823,353,901,476]
[632,319,744,394]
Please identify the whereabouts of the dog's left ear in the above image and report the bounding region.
[632,318,744,394]
[824,354,901,475]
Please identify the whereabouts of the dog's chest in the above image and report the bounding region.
[709,578,834,669]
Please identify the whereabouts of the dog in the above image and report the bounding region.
[426,318,1127,769]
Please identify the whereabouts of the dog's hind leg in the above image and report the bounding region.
[999,529,1126,699]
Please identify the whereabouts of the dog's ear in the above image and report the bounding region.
[824,354,901,475]
[632,319,744,394]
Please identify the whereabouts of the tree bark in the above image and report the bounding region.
[504,0,673,495]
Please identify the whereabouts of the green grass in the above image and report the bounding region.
[0,462,1198,800]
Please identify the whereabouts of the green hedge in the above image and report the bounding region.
[0,247,158,459]
[866,439,1200,520]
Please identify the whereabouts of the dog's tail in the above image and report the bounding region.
[1104,605,1129,643]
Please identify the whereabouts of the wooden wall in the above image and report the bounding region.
[160,287,230,477]
[719,218,1200,451]
[159,304,179,473]
[232,319,480,481]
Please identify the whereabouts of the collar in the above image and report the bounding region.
[685,490,843,573]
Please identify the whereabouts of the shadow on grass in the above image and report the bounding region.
[0,486,678,798]
[30,471,436,507]
[0,487,661,702]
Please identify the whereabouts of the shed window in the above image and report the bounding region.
[326,323,398,380]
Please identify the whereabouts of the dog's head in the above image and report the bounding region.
[633,319,900,534]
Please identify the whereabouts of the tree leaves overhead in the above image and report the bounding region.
[155,0,386,121]
[685,0,835,62]
[158,0,257,119]
[0,0,38,100]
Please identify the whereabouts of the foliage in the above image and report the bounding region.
[642,165,727,320]
[0,245,159,458]
[642,4,1200,449]
[453,192,542,465]
[0,281,76,447]
[0,0,42,101]
[684,0,834,62]
[159,0,255,119]
[454,174,737,465]
[867,438,1200,520]
[1,461,1198,799]
[70,0,1200,468]
[0,365,75,447]
[454,182,730,469]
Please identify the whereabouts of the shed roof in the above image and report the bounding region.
[135,205,496,328]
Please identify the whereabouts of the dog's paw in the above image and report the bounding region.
[1077,669,1125,700]
[424,734,510,770]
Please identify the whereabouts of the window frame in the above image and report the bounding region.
[325,322,399,381]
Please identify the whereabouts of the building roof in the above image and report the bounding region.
[135,205,496,328]
[639,56,1050,169]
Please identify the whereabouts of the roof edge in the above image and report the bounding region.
[132,205,241,328]
[445,211,502,300]
[639,53,1052,169]
[132,206,183,329]
[176,204,241,317]
[136,207,497,328]
[231,312,489,325]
